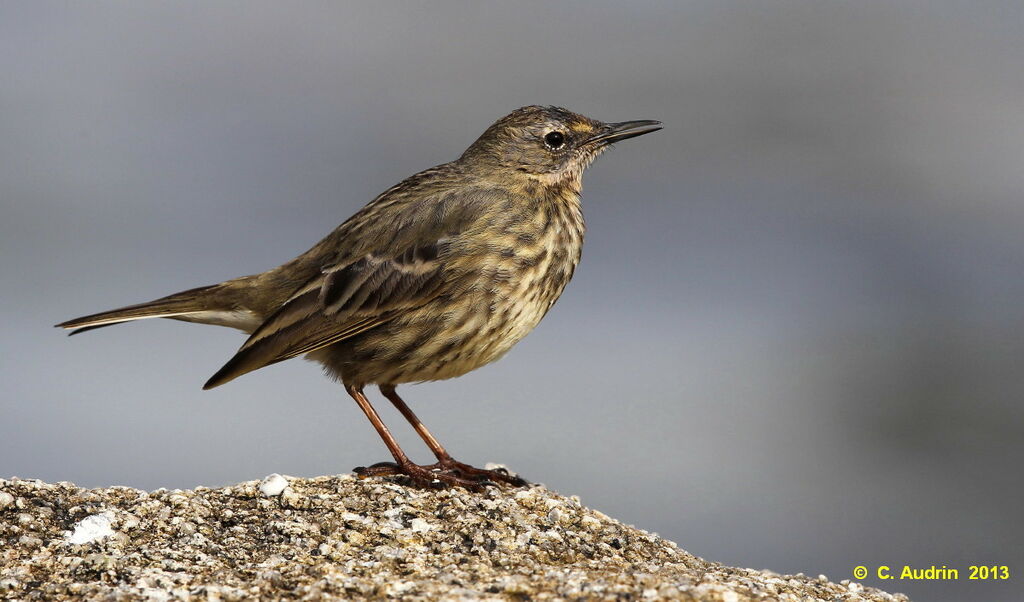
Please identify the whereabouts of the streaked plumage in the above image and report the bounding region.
[58,106,660,489]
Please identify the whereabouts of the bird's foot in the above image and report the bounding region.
[353,459,527,490]
[428,458,529,487]
[354,461,491,491]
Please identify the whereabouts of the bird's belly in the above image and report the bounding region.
[450,291,549,371]
[420,234,578,380]
[319,200,584,387]
[390,285,555,383]
[327,249,575,385]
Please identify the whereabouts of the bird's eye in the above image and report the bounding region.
[544,131,566,149]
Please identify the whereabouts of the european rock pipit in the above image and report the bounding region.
[59,106,661,489]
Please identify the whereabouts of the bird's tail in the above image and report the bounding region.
[56,283,252,335]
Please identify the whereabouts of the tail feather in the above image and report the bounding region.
[203,345,288,390]
[68,322,137,336]
[56,285,221,333]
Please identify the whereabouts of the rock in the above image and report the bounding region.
[65,511,115,545]
[0,476,909,600]
[258,473,289,497]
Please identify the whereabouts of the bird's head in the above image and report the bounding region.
[461,106,660,189]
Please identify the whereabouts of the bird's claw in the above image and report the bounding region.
[428,459,529,487]
[353,459,528,490]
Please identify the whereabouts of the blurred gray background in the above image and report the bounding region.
[2,2,1022,600]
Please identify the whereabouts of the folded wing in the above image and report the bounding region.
[203,240,447,389]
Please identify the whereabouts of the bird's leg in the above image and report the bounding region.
[346,385,486,490]
[379,384,528,487]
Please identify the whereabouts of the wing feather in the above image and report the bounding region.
[203,240,448,389]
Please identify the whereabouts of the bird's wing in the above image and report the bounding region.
[202,167,512,389]
[203,239,450,389]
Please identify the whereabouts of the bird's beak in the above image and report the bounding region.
[587,120,662,146]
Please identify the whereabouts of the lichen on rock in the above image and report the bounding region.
[0,475,908,600]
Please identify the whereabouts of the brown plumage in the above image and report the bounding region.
[58,106,660,489]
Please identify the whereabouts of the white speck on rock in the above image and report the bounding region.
[722,591,740,602]
[514,489,534,501]
[66,512,115,545]
[140,587,171,602]
[410,518,432,533]
[516,530,533,546]
[385,580,417,596]
[259,474,289,497]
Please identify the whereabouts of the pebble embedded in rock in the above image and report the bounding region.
[65,512,115,545]
[258,473,289,497]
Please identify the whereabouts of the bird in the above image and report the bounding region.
[57,106,661,489]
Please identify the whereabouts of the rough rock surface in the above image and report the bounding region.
[0,475,908,601]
